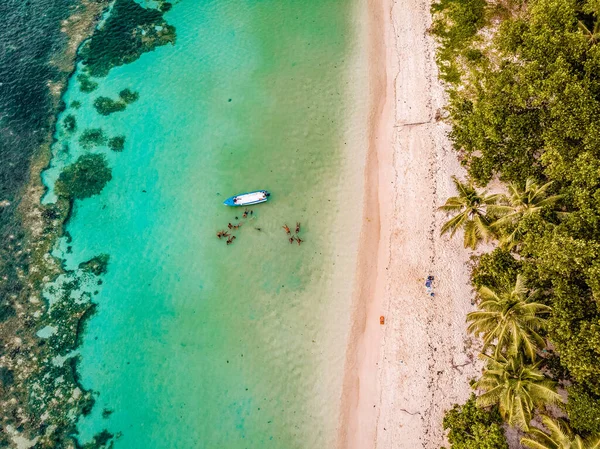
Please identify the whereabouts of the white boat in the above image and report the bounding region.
[223,190,270,206]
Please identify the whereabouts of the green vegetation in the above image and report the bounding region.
[119,88,139,104]
[63,114,77,133]
[432,0,600,444]
[471,248,521,291]
[108,135,126,152]
[77,74,98,93]
[475,354,562,430]
[467,275,550,360]
[430,0,487,83]
[79,128,107,149]
[521,415,600,449]
[442,394,508,449]
[55,154,112,200]
[80,0,176,77]
[567,384,600,435]
[79,254,110,276]
[93,96,127,116]
[439,176,501,249]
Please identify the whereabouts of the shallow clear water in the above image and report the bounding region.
[43,0,369,447]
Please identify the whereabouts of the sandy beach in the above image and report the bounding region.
[338,0,481,447]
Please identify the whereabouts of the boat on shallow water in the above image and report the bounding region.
[223,190,270,206]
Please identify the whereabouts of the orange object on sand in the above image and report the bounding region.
[380,315,385,325]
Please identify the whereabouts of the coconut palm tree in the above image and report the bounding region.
[521,415,600,449]
[439,176,502,249]
[577,2,600,43]
[578,18,600,43]
[490,178,564,248]
[475,353,562,430]
[467,275,551,360]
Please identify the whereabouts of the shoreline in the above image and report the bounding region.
[337,0,393,446]
[338,0,480,447]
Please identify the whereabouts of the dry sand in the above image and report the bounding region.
[338,0,481,447]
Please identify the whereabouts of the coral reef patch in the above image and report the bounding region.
[55,154,112,200]
[108,136,126,152]
[80,0,176,77]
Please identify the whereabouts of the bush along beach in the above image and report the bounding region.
[432,0,600,446]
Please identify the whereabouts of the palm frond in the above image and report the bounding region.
[440,212,467,237]
[520,438,554,449]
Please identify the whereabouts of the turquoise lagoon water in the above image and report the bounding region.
[43,1,369,447]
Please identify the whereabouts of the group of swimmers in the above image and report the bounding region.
[216,209,255,244]
[283,222,303,245]
[216,212,305,246]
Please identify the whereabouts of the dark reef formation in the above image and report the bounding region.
[79,128,107,149]
[80,0,176,77]
[108,136,126,152]
[0,0,176,447]
[77,73,99,93]
[119,88,139,104]
[63,114,78,133]
[0,7,111,445]
[55,154,113,200]
[93,96,127,116]
[93,89,139,116]
[79,254,110,276]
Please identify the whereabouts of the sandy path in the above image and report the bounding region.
[338,0,481,447]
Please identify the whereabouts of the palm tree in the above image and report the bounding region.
[578,2,600,43]
[490,178,564,248]
[475,353,562,430]
[439,176,502,249]
[467,275,551,360]
[521,415,600,449]
[578,19,600,43]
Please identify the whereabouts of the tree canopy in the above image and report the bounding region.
[442,394,508,449]
[433,0,600,442]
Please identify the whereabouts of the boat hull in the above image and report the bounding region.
[223,190,270,206]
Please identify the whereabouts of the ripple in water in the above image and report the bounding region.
[42,0,369,447]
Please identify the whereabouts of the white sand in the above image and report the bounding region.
[338,0,481,447]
